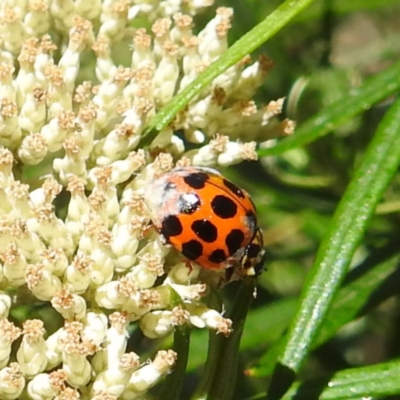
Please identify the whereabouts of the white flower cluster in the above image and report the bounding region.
[0,0,293,398]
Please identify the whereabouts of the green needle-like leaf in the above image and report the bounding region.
[281,359,400,399]
[258,60,400,157]
[267,95,400,399]
[250,242,400,378]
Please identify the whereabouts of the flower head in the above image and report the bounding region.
[0,0,291,397]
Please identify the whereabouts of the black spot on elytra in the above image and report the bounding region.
[184,172,209,189]
[211,195,237,219]
[208,249,226,264]
[161,215,183,239]
[178,193,201,214]
[181,240,203,261]
[223,179,245,199]
[191,219,218,243]
[225,229,245,255]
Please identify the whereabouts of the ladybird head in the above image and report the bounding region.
[241,228,265,276]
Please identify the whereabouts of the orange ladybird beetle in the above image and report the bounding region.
[144,166,265,276]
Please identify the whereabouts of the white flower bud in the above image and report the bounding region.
[17,320,47,378]
[77,217,114,286]
[64,253,92,294]
[186,303,233,336]
[165,261,200,284]
[27,370,68,400]
[130,252,165,289]
[198,7,232,64]
[217,141,257,166]
[23,3,51,37]
[110,149,147,185]
[103,313,129,368]
[26,263,62,301]
[140,305,190,339]
[45,329,62,370]
[0,362,25,400]
[123,350,177,397]
[60,322,95,388]
[95,281,127,310]
[140,310,174,339]
[51,289,87,320]
[18,90,47,132]
[81,311,108,347]
[27,373,56,400]
[63,352,92,388]
[91,352,140,398]
[153,42,179,105]
[40,116,69,153]
[0,292,11,319]
[2,242,27,287]
[0,320,21,369]
[75,0,102,20]
[111,224,139,273]
[18,133,48,165]
[0,148,14,189]
[41,248,69,277]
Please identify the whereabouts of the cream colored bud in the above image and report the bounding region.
[0,320,22,369]
[111,224,139,273]
[81,311,108,346]
[63,351,92,388]
[165,261,200,284]
[18,92,47,132]
[26,264,62,301]
[51,289,87,320]
[94,281,126,309]
[0,362,25,400]
[140,310,174,339]
[18,133,48,165]
[124,350,177,396]
[187,303,233,336]
[0,292,10,319]
[91,352,140,397]
[2,242,27,287]
[103,313,129,368]
[64,253,92,294]
[17,320,47,378]
[45,329,62,370]
[27,371,64,400]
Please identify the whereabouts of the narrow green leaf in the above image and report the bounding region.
[139,0,315,146]
[316,242,400,345]
[251,242,400,377]
[281,359,400,399]
[267,95,400,398]
[258,60,400,157]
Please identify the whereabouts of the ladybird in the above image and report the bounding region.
[144,166,265,276]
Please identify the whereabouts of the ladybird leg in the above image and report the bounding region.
[184,259,194,273]
[142,222,154,237]
[225,266,235,281]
